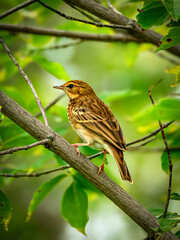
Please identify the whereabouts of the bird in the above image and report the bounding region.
[53,80,132,183]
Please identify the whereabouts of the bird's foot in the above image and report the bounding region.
[97,163,105,176]
[72,144,80,155]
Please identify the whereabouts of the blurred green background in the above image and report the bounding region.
[0,0,180,239]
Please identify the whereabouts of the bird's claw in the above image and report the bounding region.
[97,164,105,176]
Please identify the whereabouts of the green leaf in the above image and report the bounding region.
[134,97,180,122]
[158,218,180,232]
[175,230,180,238]
[155,27,180,51]
[26,174,67,221]
[137,1,169,29]
[0,106,4,123]
[166,65,180,87]
[162,0,180,21]
[33,55,70,80]
[0,191,13,231]
[170,192,180,201]
[61,181,89,235]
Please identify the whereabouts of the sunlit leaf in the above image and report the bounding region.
[61,181,89,235]
[134,97,180,122]
[0,191,13,231]
[166,65,180,87]
[170,192,180,201]
[162,0,180,21]
[137,1,169,29]
[33,55,70,80]
[158,217,180,232]
[26,174,67,221]
[155,27,180,52]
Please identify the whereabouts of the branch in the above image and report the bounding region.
[87,122,174,160]
[64,0,180,57]
[0,90,178,240]
[127,121,174,146]
[36,0,131,30]
[0,165,70,178]
[0,0,36,20]
[0,23,141,43]
[0,36,49,127]
[148,89,173,219]
[0,138,51,155]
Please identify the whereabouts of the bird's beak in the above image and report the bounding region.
[53,85,63,90]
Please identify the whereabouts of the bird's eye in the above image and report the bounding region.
[68,84,74,89]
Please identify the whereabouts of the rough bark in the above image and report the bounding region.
[0,90,178,240]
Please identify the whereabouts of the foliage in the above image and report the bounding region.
[137,0,180,51]
[0,0,180,239]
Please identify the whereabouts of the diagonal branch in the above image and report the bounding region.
[0,138,52,155]
[36,0,132,30]
[0,36,49,127]
[0,165,70,178]
[64,0,180,57]
[0,0,36,20]
[0,90,178,240]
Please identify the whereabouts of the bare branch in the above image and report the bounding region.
[35,93,65,118]
[0,138,52,155]
[148,88,173,219]
[87,121,174,160]
[36,0,132,30]
[0,36,49,127]
[0,23,141,43]
[0,165,70,178]
[127,121,174,146]
[0,0,36,20]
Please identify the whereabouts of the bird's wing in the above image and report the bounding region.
[72,104,126,151]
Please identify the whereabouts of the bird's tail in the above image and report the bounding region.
[110,145,132,183]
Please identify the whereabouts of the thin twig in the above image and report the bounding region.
[31,39,83,53]
[0,138,52,155]
[148,88,173,219]
[126,121,174,146]
[0,0,36,20]
[0,23,141,43]
[106,0,123,15]
[128,146,180,152]
[87,121,174,160]
[35,93,65,118]
[0,36,49,127]
[0,165,70,178]
[36,0,132,30]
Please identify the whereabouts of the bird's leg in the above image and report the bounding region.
[72,143,92,154]
[97,150,107,175]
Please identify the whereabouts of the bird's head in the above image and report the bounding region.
[53,80,95,100]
